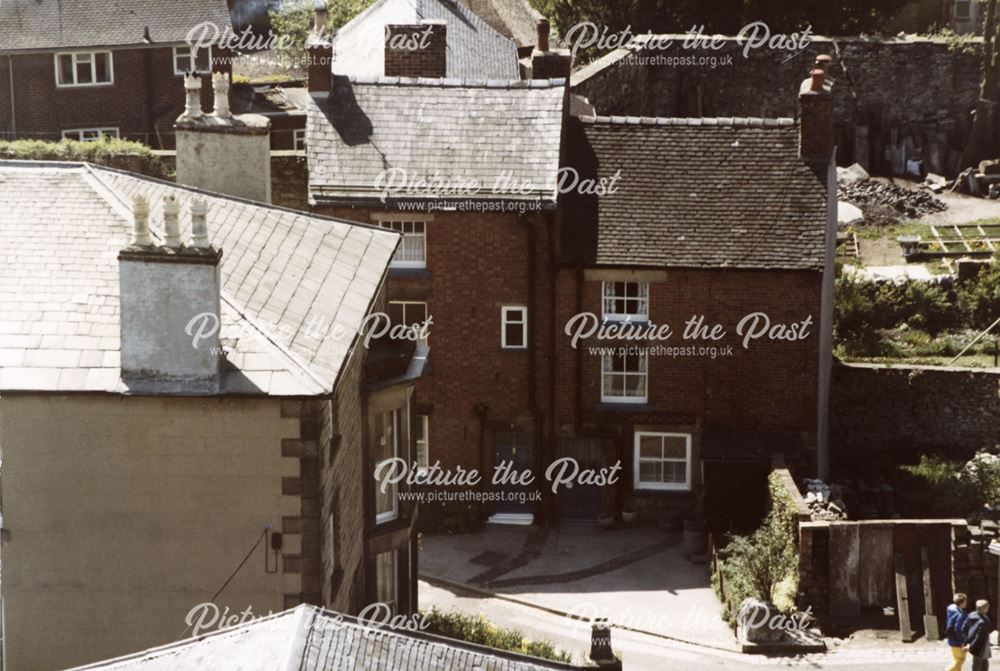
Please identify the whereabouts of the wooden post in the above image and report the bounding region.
[922,547,940,640]
[895,553,916,642]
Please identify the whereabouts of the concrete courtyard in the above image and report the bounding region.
[418,525,736,650]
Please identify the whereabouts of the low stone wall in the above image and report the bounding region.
[831,362,1000,465]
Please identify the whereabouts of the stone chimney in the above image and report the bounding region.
[799,62,834,164]
[531,18,572,80]
[384,19,447,78]
[307,1,333,93]
[118,194,223,393]
[174,73,272,203]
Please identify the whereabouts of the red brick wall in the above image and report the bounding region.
[384,23,447,78]
[0,46,231,148]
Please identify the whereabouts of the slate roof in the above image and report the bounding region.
[0,0,233,52]
[455,0,546,48]
[331,0,519,79]
[0,161,398,395]
[71,604,580,670]
[558,116,830,270]
[307,77,567,205]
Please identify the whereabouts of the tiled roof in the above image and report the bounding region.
[331,0,519,79]
[0,161,398,395]
[306,76,567,205]
[558,116,829,270]
[71,604,580,670]
[0,0,233,51]
[455,0,546,48]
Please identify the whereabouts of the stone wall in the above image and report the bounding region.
[831,362,1000,467]
[572,36,985,173]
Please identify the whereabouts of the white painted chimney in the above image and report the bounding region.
[175,72,272,203]
[118,194,224,393]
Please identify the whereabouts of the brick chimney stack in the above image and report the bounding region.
[799,60,834,163]
[531,18,571,80]
[118,194,223,393]
[384,19,447,78]
[307,0,333,92]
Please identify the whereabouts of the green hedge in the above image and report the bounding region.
[0,138,154,161]
[420,608,572,663]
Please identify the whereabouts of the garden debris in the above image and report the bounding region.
[838,178,947,218]
[951,161,1000,199]
[802,479,849,521]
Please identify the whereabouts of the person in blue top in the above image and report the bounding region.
[965,600,992,671]
[947,593,969,671]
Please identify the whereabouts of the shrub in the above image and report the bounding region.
[902,282,960,335]
[960,451,1000,507]
[420,608,572,663]
[0,137,153,161]
[719,504,797,608]
[959,259,1000,331]
[269,0,375,64]
[897,454,976,517]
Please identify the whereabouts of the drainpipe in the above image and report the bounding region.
[6,55,15,138]
[520,214,546,525]
[574,264,584,433]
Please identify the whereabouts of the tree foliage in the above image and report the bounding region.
[269,0,375,62]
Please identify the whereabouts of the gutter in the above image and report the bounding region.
[6,55,14,138]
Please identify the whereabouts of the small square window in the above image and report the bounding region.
[501,306,527,349]
[603,281,649,321]
[601,351,647,403]
[294,128,306,151]
[388,301,429,345]
[173,46,212,75]
[634,432,692,491]
[378,219,426,269]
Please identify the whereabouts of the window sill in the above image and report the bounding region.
[56,82,114,89]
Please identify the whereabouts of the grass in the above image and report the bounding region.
[837,327,1000,367]
[853,220,929,241]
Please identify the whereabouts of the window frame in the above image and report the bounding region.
[293,128,307,151]
[54,51,114,88]
[60,127,120,142]
[601,351,648,403]
[374,409,399,525]
[602,281,649,322]
[633,431,693,491]
[377,219,427,269]
[375,549,398,614]
[172,45,213,75]
[501,305,528,350]
[328,509,338,570]
[388,300,429,345]
[415,414,429,473]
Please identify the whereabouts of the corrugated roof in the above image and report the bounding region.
[0,0,233,51]
[306,76,567,204]
[558,116,829,270]
[0,161,398,395]
[71,604,580,670]
[331,0,520,79]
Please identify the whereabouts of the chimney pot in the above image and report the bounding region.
[190,198,211,248]
[536,18,550,52]
[810,68,825,92]
[182,73,204,119]
[813,54,832,72]
[130,195,153,246]
[211,72,232,119]
[162,194,183,247]
[314,2,328,34]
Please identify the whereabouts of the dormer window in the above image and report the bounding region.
[602,281,648,322]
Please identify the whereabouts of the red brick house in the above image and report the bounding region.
[0,0,233,147]
[305,9,836,528]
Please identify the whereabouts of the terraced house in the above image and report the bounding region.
[304,2,837,529]
[0,0,232,147]
[0,158,421,669]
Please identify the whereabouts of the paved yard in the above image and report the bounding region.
[419,525,736,650]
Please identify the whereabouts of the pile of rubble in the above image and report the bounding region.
[838,178,947,218]
[952,159,1000,199]
[802,479,849,521]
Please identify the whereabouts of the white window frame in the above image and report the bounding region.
[501,306,528,350]
[375,550,398,614]
[293,128,307,151]
[601,351,648,403]
[375,409,399,525]
[388,300,429,345]
[377,219,427,269]
[633,432,692,491]
[602,281,649,322]
[415,415,429,473]
[172,45,213,75]
[328,509,337,570]
[60,127,119,142]
[54,51,114,88]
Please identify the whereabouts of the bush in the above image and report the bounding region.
[960,451,1000,507]
[959,259,1000,331]
[897,454,976,517]
[719,504,797,609]
[269,0,375,63]
[420,608,572,663]
[902,282,960,335]
[0,137,153,161]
